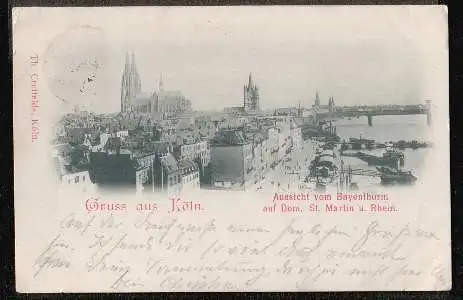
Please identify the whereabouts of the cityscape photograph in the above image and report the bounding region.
[10,6,453,295]
[48,8,435,195]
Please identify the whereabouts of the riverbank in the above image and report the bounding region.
[340,138,431,151]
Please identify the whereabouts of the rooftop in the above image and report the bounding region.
[53,156,88,176]
[211,129,249,146]
[244,129,268,144]
[104,137,121,151]
[160,153,179,173]
[134,92,154,105]
[149,141,170,154]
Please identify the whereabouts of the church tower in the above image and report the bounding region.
[120,52,131,113]
[314,91,320,107]
[120,51,142,113]
[328,96,335,113]
[243,73,260,112]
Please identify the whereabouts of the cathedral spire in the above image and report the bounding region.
[121,50,142,113]
[248,73,253,87]
[121,51,130,112]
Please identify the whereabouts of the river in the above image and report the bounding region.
[335,114,431,142]
[334,114,432,187]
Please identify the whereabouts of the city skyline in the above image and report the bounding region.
[13,7,450,293]
[33,6,446,113]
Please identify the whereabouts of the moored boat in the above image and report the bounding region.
[349,147,405,169]
[376,166,417,185]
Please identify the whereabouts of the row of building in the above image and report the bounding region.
[52,112,303,193]
[209,118,302,190]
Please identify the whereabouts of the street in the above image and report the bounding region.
[252,139,320,192]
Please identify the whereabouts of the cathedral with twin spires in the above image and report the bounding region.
[120,52,142,113]
[120,51,192,118]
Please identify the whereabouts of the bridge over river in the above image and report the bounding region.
[315,101,432,126]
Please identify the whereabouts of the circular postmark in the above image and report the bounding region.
[43,25,109,110]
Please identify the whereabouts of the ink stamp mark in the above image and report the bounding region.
[43,25,108,109]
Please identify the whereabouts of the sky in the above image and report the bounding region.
[15,6,448,113]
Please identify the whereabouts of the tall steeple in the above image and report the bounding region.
[120,50,142,113]
[131,51,141,95]
[121,51,131,112]
[243,73,260,112]
[314,90,320,107]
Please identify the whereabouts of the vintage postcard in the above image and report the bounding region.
[13,6,450,292]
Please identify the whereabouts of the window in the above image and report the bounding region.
[82,175,86,182]
[75,176,79,183]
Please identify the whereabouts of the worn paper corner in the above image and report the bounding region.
[11,7,23,29]
[441,5,448,15]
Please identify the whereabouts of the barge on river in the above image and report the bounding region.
[376,166,417,185]
[342,146,405,169]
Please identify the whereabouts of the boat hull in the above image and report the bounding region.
[354,152,404,168]
[380,174,417,185]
